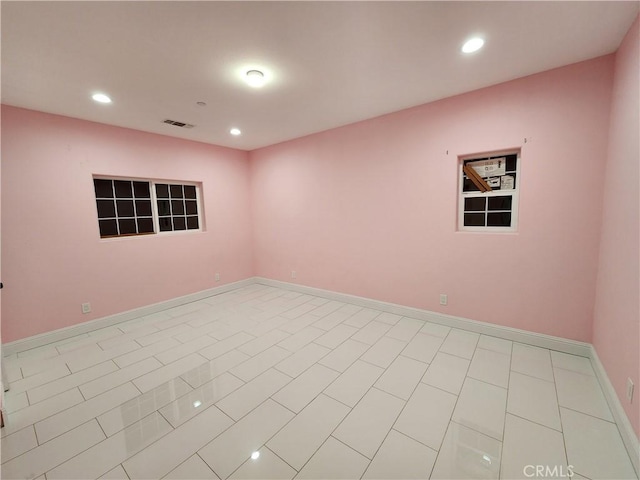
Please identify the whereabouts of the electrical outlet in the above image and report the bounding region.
[627,378,634,403]
[291,270,297,279]
[81,302,91,314]
[440,294,448,306]
[215,273,220,282]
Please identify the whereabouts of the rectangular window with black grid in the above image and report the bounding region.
[155,183,200,232]
[93,177,201,238]
[458,151,520,232]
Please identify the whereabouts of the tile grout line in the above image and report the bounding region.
[550,349,572,478]
[357,370,434,478]
[32,418,108,479]
[499,340,515,480]
[427,336,474,479]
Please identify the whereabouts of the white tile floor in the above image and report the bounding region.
[1,284,637,480]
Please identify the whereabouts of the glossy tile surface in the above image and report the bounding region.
[323,360,384,407]
[362,429,437,479]
[97,377,192,436]
[271,363,338,413]
[561,407,637,480]
[401,332,444,364]
[0,426,38,463]
[229,446,296,479]
[467,347,510,388]
[554,367,614,421]
[295,436,370,480]
[374,354,428,400]
[274,342,330,378]
[501,414,567,480]
[160,372,243,426]
[0,284,634,480]
[507,371,562,431]
[164,454,219,479]
[511,343,554,381]
[122,404,232,479]
[216,368,291,420]
[452,377,507,441]
[198,399,294,479]
[394,383,457,450]
[267,394,349,470]
[333,387,405,458]
[438,329,479,360]
[47,412,172,479]
[421,351,470,395]
[431,421,502,480]
[2,420,106,480]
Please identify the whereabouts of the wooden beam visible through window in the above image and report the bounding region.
[463,164,492,192]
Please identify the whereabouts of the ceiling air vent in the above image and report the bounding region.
[163,119,195,129]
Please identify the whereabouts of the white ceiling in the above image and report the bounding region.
[2,1,638,151]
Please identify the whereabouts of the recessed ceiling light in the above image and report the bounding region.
[461,37,485,54]
[251,451,260,460]
[245,70,266,88]
[230,128,242,136]
[92,93,112,104]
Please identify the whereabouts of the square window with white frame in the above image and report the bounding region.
[93,177,202,238]
[458,151,520,232]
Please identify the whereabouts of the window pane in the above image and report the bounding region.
[171,200,185,215]
[488,196,512,211]
[94,179,114,198]
[173,217,186,230]
[157,200,170,216]
[487,212,512,227]
[464,197,486,212]
[98,219,118,237]
[463,178,481,192]
[170,185,184,198]
[137,217,154,234]
[116,200,135,217]
[464,213,485,227]
[156,184,169,198]
[118,218,137,235]
[114,180,133,198]
[505,154,517,172]
[500,173,517,190]
[96,199,116,218]
[133,181,150,198]
[135,200,152,216]
[159,217,172,232]
[187,216,199,230]
[185,200,198,215]
[184,185,197,199]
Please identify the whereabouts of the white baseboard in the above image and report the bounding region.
[591,347,640,476]
[255,277,592,357]
[1,278,256,357]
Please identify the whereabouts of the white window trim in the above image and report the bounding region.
[150,182,204,236]
[457,150,521,233]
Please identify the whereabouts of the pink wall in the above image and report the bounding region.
[593,17,639,437]
[250,55,615,342]
[1,106,253,342]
